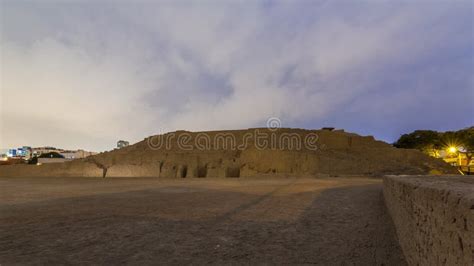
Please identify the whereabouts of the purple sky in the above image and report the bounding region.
[1,0,473,151]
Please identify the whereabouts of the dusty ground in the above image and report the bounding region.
[0,177,406,265]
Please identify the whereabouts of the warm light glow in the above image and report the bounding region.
[448,146,457,153]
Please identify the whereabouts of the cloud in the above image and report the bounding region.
[1,0,472,151]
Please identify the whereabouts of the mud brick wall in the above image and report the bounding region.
[383,176,473,265]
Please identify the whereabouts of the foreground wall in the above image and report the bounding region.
[383,176,473,265]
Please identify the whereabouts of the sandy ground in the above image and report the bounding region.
[0,177,406,265]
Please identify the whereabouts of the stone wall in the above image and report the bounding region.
[0,161,103,178]
[383,176,473,265]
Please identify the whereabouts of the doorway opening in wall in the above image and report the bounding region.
[196,165,207,178]
[226,166,240,178]
[180,166,187,178]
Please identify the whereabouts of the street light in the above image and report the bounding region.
[448,146,457,153]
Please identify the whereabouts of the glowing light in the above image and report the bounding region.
[448,146,457,153]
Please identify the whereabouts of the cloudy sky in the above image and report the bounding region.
[1,0,473,151]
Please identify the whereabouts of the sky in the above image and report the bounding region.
[1,0,473,152]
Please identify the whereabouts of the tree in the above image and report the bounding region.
[38,152,65,159]
[28,156,38,165]
[453,127,474,166]
[393,130,442,150]
[394,127,474,166]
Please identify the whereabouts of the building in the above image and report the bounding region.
[117,140,130,149]
[0,146,97,165]
[7,149,17,157]
[31,147,97,159]
[5,146,32,159]
[17,146,32,159]
[60,150,97,160]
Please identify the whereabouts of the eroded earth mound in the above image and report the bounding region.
[0,128,457,178]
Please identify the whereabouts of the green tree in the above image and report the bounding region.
[393,130,442,150]
[394,127,474,165]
